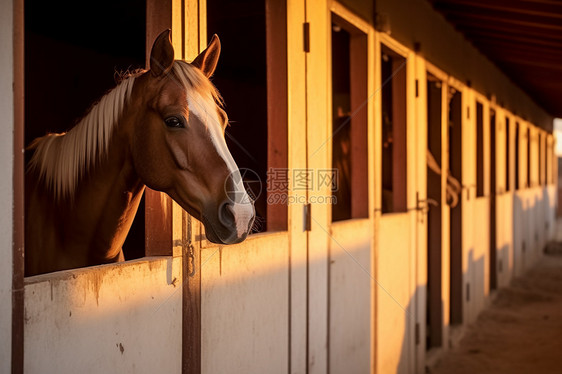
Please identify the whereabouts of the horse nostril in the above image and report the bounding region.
[218,201,235,227]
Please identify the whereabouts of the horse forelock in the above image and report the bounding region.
[28,75,137,201]
[170,60,225,123]
[172,61,234,158]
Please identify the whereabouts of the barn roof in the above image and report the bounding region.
[429,0,562,118]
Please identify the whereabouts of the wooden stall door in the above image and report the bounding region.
[426,73,443,350]
[327,6,372,374]
[304,1,330,373]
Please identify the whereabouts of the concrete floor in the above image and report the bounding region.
[429,241,562,374]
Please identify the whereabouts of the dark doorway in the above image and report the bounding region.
[207,0,267,230]
[24,0,147,262]
[330,15,368,222]
[506,117,510,192]
[207,0,288,232]
[490,110,497,291]
[448,88,463,326]
[381,46,407,214]
[426,74,443,349]
[526,127,531,188]
[476,102,484,197]
[515,122,520,190]
[539,133,543,186]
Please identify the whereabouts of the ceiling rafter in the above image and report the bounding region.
[430,0,562,117]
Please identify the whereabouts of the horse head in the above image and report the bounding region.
[130,30,255,244]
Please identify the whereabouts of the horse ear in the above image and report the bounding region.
[191,34,221,78]
[150,29,175,77]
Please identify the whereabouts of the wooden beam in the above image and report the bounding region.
[145,0,174,257]
[456,23,562,44]
[12,0,25,372]
[445,11,562,32]
[464,30,562,49]
[182,213,201,374]
[180,2,202,374]
[350,33,369,218]
[266,0,288,231]
[434,0,562,20]
[472,39,562,58]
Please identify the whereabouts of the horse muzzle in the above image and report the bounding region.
[203,200,255,244]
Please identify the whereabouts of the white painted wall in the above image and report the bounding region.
[0,0,14,371]
[329,219,371,374]
[496,193,514,288]
[377,214,414,374]
[201,233,289,374]
[24,258,182,374]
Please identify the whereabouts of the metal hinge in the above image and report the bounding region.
[415,79,419,98]
[303,22,310,53]
[466,283,470,302]
[304,203,312,231]
[415,323,420,345]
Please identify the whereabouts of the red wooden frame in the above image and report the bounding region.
[266,0,288,231]
[146,0,174,257]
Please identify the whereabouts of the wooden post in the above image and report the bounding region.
[180,0,203,372]
[350,32,369,218]
[266,0,288,231]
[12,0,25,372]
[145,0,174,257]
[182,213,201,374]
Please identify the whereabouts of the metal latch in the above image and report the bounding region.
[186,214,196,277]
[187,243,196,278]
[416,192,439,213]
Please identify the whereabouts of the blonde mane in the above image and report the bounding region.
[28,61,223,200]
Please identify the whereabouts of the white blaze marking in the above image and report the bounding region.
[187,95,254,238]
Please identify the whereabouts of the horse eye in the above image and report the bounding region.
[164,116,184,128]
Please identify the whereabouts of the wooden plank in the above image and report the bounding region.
[24,257,182,373]
[184,0,199,59]
[12,0,25,372]
[145,0,173,257]
[266,0,289,231]
[305,0,330,372]
[434,0,562,21]
[329,220,371,373]
[172,0,184,60]
[182,2,202,373]
[350,33,369,219]
[427,76,443,348]
[145,191,173,256]
[445,10,562,31]
[182,214,201,374]
[146,0,173,66]
[490,110,497,290]
[449,88,463,325]
[372,30,382,374]
[286,0,308,372]
[392,56,408,212]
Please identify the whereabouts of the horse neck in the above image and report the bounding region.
[67,118,145,263]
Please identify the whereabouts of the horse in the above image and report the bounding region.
[25,30,255,276]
